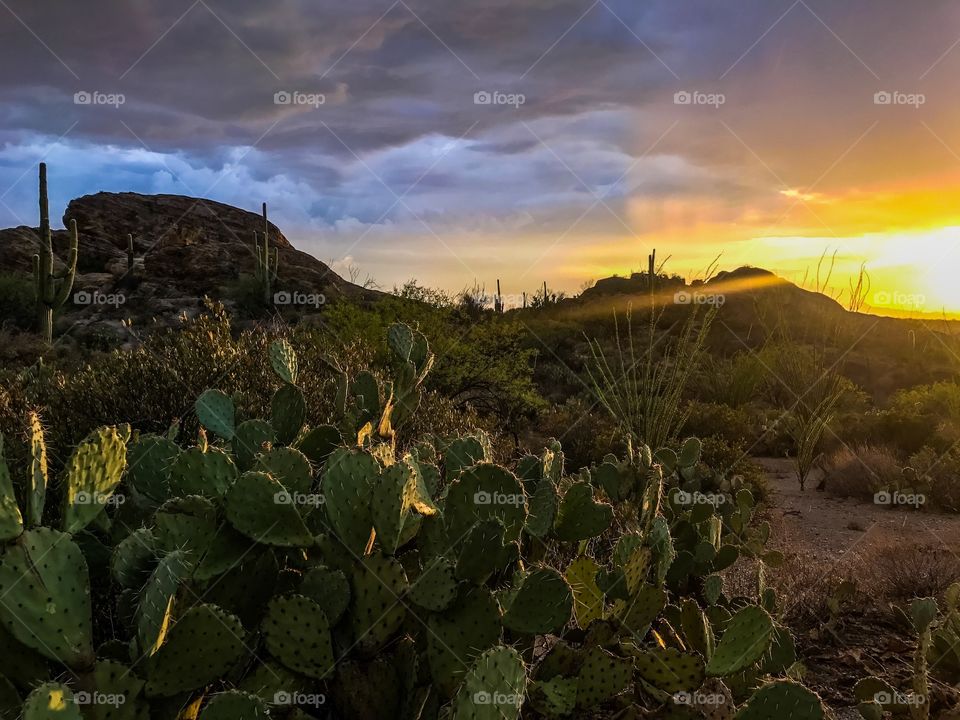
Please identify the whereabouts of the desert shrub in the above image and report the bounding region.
[535,396,622,469]
[0,273,35,330]
[885,382,960,452]
[767,552,860,628]
[824,444,902,501]
[908,446,960,512]
[854,541,960,600]
[698,435,768,501]
[695,352,766,408]
[680,400,755,445]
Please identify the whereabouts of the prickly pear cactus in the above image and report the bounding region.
[452,646,526,720]
[349,553,408,653]
[0,435,23,540]
[575,647,633,708]
[525,479,558,539]
[23,683,82,720]
[631,646,705,694]
[408,558,459,612]
[262,594,334,679]
[254,447,313,495]
[299,565,351,624]
[553,482,613,541]
[428,588,502,696]
[195,389,235,441]
[126,435,180,504]
[271,384,306,445]
[27,411,47,527]
[734,681,824,720]
[136,550,192,658]
[566,556,603,629]
[199,690,269,720]
[502,568,573,635]
[144,604,246,697]
[232,419,276,472]
[86,659,147,720]
[0,528,94,669]
[706,605,774,676]
[270,339,298,384]
[225,471,313,546]
[62,425,128,534]
[168,447,237,498]
[445,463,527,543]
[321,448,379,555]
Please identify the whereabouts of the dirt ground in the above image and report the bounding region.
[755,458,960,718]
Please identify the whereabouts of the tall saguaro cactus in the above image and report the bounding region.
[254,202,279,305]
[33,163,78,344]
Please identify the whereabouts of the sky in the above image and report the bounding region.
[2,0,960,315]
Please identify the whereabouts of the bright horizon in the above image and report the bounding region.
[3,1,960,317]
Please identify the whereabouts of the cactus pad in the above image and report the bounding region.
[270,339,298,384]
[371,461,431,554]
[27,411,47,527]
[452,646,526,720]
[632,647,705,694]
[0,435,22,540]
[137,550,192,658]
[428,587,502,696]
[321,448,379,555]
[23,683,82,720]
[408,558,459,612]
[126,436,180,505]
[168,447,237,498]
[299,565,351,624]
[195,389,235,440]
[565,556,603,629]
[295,424,341,466]
[254,447,314,495]
[63,425,128,534]
[442,436,487,481]
[262,594,335,679]
[225,471,313,547]
[531,677,577,718]
[734,681,824,720]
[706,605,774,676]
[553,482,613,541]
[445,463,527,543]
[575,647,633,708]
[349,553,408,653]
[524,479,557,539]
[153,495,217,555]
[85,659,147,720]
[199,690,269,720]
[232,419,276,471]
[456,519,509,584]
[271,384,306,445]
[145,604,246,697]
[0,528,94,669]
[502,568,573,635]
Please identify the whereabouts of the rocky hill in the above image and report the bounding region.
[0,192,375,344]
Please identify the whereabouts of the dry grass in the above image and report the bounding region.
[852,540,960,601]
[823,444,902,501]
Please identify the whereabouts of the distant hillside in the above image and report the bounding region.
[0,192,377,344]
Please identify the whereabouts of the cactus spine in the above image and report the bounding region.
[32,163,78,343]
[254,202,279,305]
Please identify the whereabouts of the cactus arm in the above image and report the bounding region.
[51,220,78,309]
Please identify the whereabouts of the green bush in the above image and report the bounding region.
[0,273,35,330]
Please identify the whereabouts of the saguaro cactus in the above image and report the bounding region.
[33,163,78,344]
[127,234,135,272]
[254,202,279,305]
